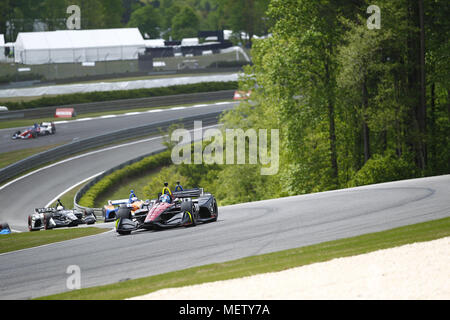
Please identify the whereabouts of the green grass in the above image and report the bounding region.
[49,182,89,211]
[1,81,238,111]
[0,94,58,104]
[37,216,450,300]
[94,169,160,208]
[0,124,169,188]
[0,143,63,169]
[0,227,110,254]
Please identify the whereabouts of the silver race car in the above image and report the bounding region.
[28,199,96,231]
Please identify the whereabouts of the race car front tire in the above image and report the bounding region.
[116,218,135,235]
[181,201,196,226]
[116,205,131,220]
[212,200,218,222]
[43,213,53,230]
[28,215,39,231]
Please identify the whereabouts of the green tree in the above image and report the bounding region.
[6,0,42,39]
[102,0,125,28]
[0,0,11,39]
[424,0,450,174]
[41,0,68,31]
[219,0,270,47]
[122,0,142,25]
[158,0,182,38]
[127,4,161,38]
[202,0,449,204]
[171,6,199,40]
[69,0,447,207]
[262,0,362,190]
[70,0,106,29]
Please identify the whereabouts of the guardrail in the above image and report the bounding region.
[0,90,235,120]
[0,110,223,185]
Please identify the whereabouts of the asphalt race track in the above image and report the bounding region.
[0,102,237,153]
[0,170,449,299]
[0,100,449,299]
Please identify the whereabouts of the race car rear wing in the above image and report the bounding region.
[109,199,130,206]
[172,188,204,198]
[35,207,57,213]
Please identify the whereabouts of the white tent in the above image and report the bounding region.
[14,28,146,65]
[0,34,5,61]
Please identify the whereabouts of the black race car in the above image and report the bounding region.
[115,186,218,235]
[28,199,96,231]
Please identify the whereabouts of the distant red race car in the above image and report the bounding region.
[12,122,56,140]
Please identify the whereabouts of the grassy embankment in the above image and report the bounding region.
[38,216,450,300]
[0,227,110,255]
[0,144,63,169]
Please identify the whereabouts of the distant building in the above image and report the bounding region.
[142,30,234,59]
[13,28,146,65]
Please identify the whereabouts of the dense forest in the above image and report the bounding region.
[144,0,449,206]
[0,0,448,205]
[0,0,270,43]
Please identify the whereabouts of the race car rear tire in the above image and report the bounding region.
[0,222,9,230]
[84,208,96,225]
[28,215,33,231]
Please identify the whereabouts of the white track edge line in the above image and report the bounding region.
[0,124,220,193]
[44,171,105,208]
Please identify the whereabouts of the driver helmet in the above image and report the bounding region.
[160,194,171,204]
[129,190,137,202]
[57,205,63,210]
